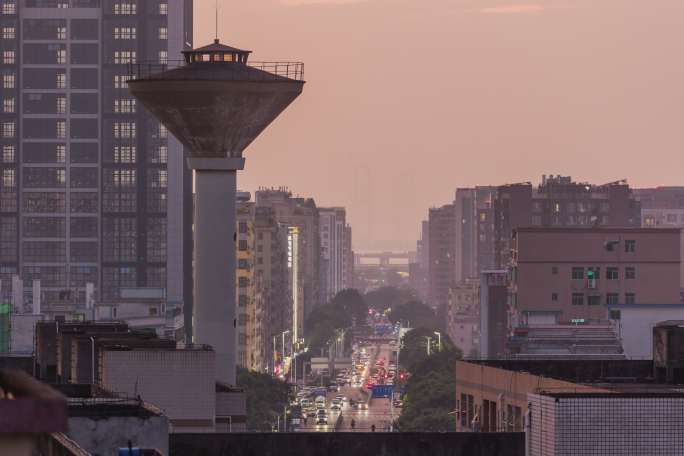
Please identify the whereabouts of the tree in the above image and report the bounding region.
[388,300,439,330]
[399,328,460,371]
[304,289,369,354]
[237,368,290,431]
[396,346,462,432]
[364,286,416,311]
[330,288,368,325]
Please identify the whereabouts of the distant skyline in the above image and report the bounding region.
[195,0,684,251]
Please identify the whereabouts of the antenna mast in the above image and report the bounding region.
[215,0,219,40]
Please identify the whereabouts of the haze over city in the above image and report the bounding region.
[198,0,684,251]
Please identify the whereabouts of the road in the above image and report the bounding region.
[299,342,400,432]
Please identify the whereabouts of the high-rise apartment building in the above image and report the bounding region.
[454,186,496,282]
[255,188,320,345]
[236,195,254,370]
[427,204,456,313]
[493,176,640,268]
[0,0,193,322]
[343,223,353,291]
[319,207,349,302]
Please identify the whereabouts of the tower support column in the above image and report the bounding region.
[188,157,245,385]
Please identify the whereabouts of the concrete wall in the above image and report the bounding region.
[609,304,684,358]
[68,415,169,456]
[514,228,681,322]
[100,349,215,432]
[10,314,42,354]
[171,432,524,456]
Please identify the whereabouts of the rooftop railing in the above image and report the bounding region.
[128,60,305,82]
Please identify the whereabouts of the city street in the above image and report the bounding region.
[299,341,400,432]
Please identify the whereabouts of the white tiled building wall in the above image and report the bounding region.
[528,393,684,456]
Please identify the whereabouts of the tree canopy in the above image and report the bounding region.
[237,368,290,431]
[364,286,416,311]
[387,300,440,331]
[399,327,460,372]
[304,288,368,353]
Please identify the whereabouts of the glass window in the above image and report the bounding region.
[1,145,14,162]
[113,121,136,138]
[2,3,16,15]
[238,277,249,288]
[3,97,14,113]
[2,27,15,39]
[56,72,66,89]
[587,295,601,306]
[572,267,584,280]
[625,240,636,253]
[625,267,635,279]
[70,19,98,40]
[70,167,98,188]
[158,26,167,40]
[56,120,66,138]
[23,192,65,213]
[1,168,15,188]
[606,267,619,280]
[113,26,136,39]
[113,74,131,89]
[238,240,248,251]
[3,72,14,88]
[56,96,66,114]
[551,292,558,302]
[606,293,619,306]
[150,145,167,163]
[2,121,14,137]
[159,2,167,15]
[3,50,14,64]
[625,293,636,305]
[113,145,136,163]
[551,266,558,275]
[113,50,136,64]
[113,2,136,15]
[114,98,136,113]
[70,192,98,213]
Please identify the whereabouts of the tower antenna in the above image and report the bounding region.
[215,0,219,40]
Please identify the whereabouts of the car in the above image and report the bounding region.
[330,404,341,412]
[393,400,403,408]
[354,402,368,410]
[327,384,339,392]
[316,416,328,425]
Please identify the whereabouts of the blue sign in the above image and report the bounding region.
[372,384,394,398]
[118,449,141,456]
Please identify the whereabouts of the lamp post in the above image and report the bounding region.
[425,336,432,356]
[434,331,442,352]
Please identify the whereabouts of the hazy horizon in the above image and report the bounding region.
[196,0,684,252]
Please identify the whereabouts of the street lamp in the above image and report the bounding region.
[425,336,432,356]
[434,331,442,352]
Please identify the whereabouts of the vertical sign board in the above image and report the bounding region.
[0,303,9,353]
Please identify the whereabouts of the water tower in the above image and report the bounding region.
[127,40,304,384]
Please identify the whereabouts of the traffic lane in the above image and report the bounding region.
[339,397,393,432]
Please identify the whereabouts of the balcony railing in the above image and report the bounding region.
[128,60,305,82]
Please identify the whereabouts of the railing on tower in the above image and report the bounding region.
[127,60,305,82]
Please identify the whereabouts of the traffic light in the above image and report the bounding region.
[399,372,405,381]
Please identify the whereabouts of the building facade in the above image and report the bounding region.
[446,278,479,357]
[319,207,347,302]
[510,227,681,325]
[255,188,320,343]
[0,0,193,322]
[493,176,640,269]
[427,204,456,312]
[454,186,496,282]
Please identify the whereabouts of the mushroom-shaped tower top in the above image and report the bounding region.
[127,40,304,158]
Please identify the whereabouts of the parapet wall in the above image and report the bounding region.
[171,432,524,456]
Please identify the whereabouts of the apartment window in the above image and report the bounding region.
[2,50,14,64]
[588,266,600,280]
[150,145,167,163]
[625,293,636,305]
[1,145,14,162]
[114,2,136,15]
[2,26,14,39]
[114,50,136,64]
[571,267,584,280]
[56,97,66,114]
[551,266,558,275]
[149,169,167,188]
[2,3,16,15]
[238,240,248,251]
[238,277,249,288]
[56,72,66,89]
[56,49,66,64]
[56,145,65,163]
[2,121,14,138]
[3,73,14,88]
[606,267,619,280]
[56,26,66,40]
[56,120,66,139]
[113,27,136,40]
[572,293,584,306]
[158,26,167,40]
[2,97,14,113]
[113,122,136,138]
[158,124,168,138]
[238,259,249,270]
[159,2,167,15]
[158,50,167,64]
[606,293,619,306]
[551,293,558,302]
[113,145,136,163]
[1,168,15,188]
[625,240,636,253]
[114,98,136,113]
[114,74,130,89]
[625,267,636,279]
[238,222,248,233]
[238,295,248,307]
[587,295,601,306]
